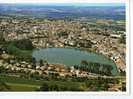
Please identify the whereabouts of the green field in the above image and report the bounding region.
[0,74,41,91]
[6,83,39,91]
[0,74,83,91]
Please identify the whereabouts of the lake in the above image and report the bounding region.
[32,48,118,75]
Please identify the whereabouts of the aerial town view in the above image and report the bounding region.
[0,3,126,91]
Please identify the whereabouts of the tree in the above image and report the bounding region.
[119,34,126,44]
[80,60,88,66]
[0,31,5,43]
[49,84,59,91]
[13,39,34,50]
[32,57,36,68]
[39,59,44,66]
[44,60,49,66]
[0,81,10,91]
[39,83,49,91]
[122,82,126,91]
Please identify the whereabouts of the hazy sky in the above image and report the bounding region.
[0,0,125,3]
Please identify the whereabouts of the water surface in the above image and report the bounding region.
[32,48,118,75]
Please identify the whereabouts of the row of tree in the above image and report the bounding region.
[38,76,122,91]
[74,60,113,76]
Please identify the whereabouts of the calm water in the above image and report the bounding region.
[32,48,118,75]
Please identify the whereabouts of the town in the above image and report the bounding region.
[0,16,126,70]
[0,15,126,91]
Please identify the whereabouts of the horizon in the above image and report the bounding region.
[0,3,125,7]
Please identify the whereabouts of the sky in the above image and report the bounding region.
[0,0,125,4]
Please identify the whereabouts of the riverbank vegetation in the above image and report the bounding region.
[2,39,34,62]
